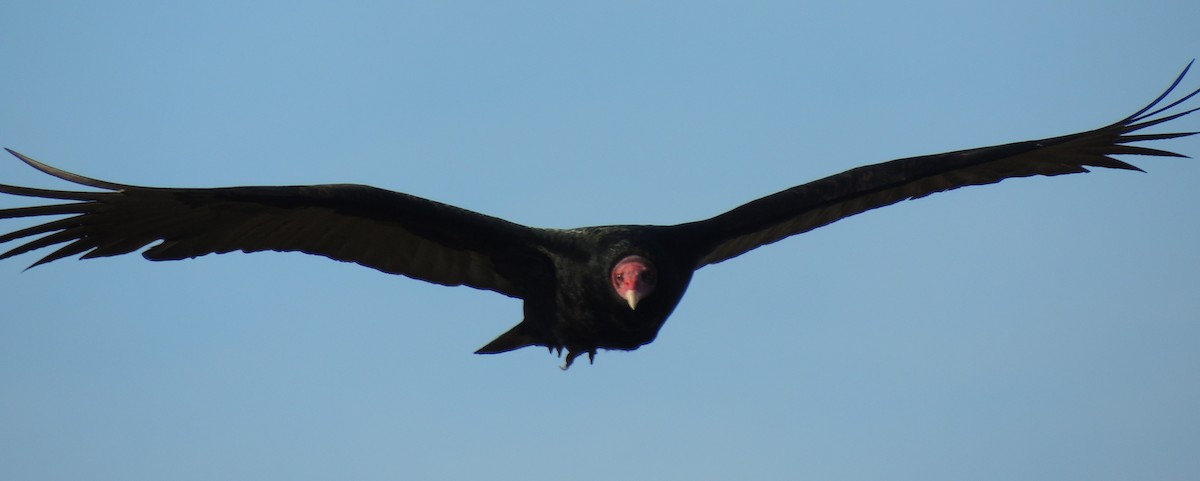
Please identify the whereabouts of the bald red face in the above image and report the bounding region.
[611,255,656,310]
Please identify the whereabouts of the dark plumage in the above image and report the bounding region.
[2,64,1198,368]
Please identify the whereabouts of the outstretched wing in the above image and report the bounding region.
[0,150,539,298]
[673,62,1200,268]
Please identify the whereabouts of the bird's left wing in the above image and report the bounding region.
[670,63,1199,268]
[0,150,538,298]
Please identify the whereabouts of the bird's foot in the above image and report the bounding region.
[559,348,597,370]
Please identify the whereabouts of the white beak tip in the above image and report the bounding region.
[624,291,640,310]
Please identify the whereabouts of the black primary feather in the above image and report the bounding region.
[1,63,1197,368]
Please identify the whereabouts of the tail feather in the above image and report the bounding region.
[475,321,541,354]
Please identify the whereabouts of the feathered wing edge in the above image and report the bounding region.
[678,61,1199,268]
[0,150,125,269]
[0,151,540,297]
[3,148,134,190]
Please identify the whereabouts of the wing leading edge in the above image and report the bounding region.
[675,62,1199,268]
[0,149,539,298]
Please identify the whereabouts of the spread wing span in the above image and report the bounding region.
[0,151,537,298]
[677,62,1199,268]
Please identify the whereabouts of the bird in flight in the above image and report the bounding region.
[2,64,1198,369]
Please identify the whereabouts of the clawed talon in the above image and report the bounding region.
[559,348,598,370]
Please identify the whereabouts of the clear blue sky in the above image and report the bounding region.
[2,1,1198,480]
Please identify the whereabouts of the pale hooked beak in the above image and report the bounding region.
[624,290,641,310]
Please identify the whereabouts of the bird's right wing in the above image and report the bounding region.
[0,150,540,298]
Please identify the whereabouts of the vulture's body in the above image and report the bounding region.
[2,65,1198,368]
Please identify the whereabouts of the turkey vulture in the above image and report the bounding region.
[2,65,1198,369]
